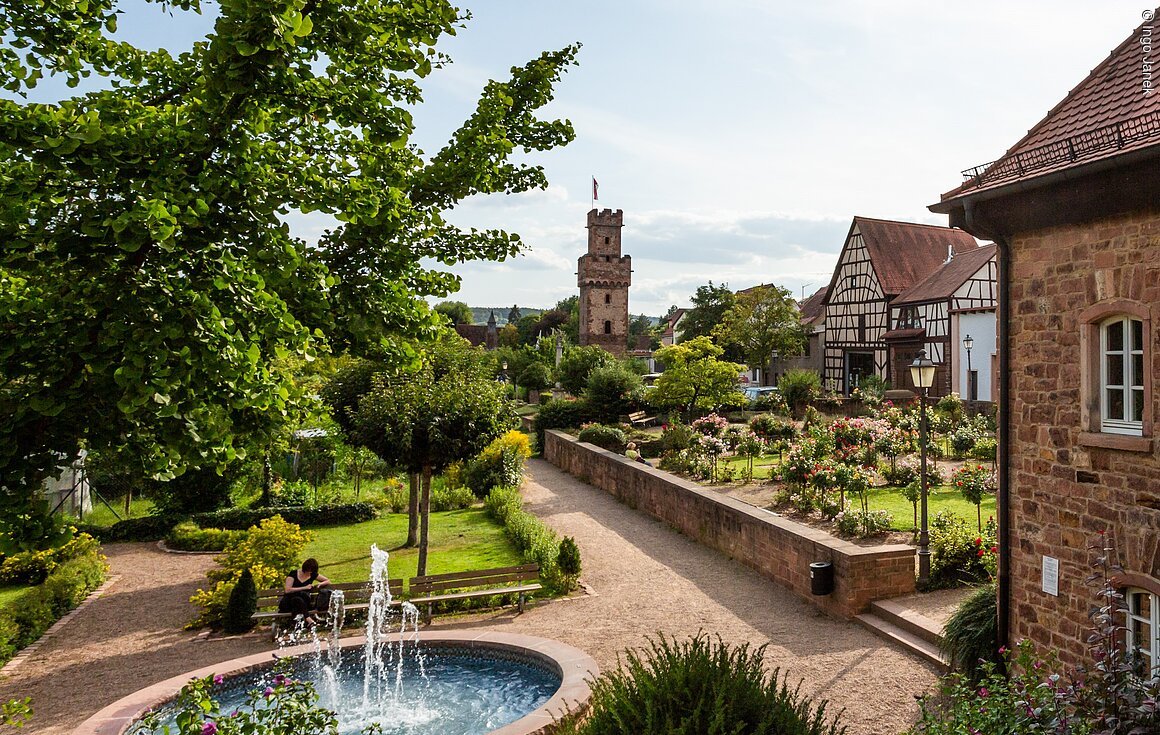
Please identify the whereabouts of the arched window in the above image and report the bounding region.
[604,294,611,305]
[1127,587,1159,675]
[603,320,612,334]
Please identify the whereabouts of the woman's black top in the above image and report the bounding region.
[279,569,317,612]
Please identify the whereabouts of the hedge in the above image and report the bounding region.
[191,503,377,530]
[0,549,107,665]
[484,486,570,592]
[533,398,590,450]
[165,522,246,552]
[79,514,177,542]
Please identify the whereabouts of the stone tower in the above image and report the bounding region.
[577,208,631,356]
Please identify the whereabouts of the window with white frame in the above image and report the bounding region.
[1101,316,1145,435]
[1126,588,1159,676]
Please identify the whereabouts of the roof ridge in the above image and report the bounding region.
[854,215,971,231]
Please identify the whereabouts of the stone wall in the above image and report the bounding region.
[1007,208,1160,665]
[543,430,916,618]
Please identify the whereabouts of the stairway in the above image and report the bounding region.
[855,598,949,670]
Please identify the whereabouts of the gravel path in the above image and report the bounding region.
[1,460,940,735]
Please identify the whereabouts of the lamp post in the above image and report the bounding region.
[910,349,937,586]
[962,334,974,400]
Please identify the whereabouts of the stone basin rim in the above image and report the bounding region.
[71,630,598,735]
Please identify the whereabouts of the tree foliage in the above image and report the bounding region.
[557,345,615,395]
[679,282,736,344]
[713,285,805,380]
[433,301,473,326]
[649,337,744,416]
[0,0,578,538]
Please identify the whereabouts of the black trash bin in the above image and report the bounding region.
[810,561,834,596]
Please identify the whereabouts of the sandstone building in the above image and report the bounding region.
[577,208,631,356]
[932,13,1160,666]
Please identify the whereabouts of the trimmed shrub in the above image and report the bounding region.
[151,465,234,516]
[484,487,567,592]
[554,633,846,735]
[577,424,627,453]
[659,422,695,453]
[971,436,997,461]
[533,398,590,449]
[0,533,102,585]
[86,514,177,542]
[0,549,107,660]
[223,568,258,634]
[940,582,1000,683]
[928,511,997,589]
[557,536,582,590]
[166,522,246,552]
[190,503,376,530]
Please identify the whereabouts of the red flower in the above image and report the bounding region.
[977,548,985,557]
[974,537,982,546]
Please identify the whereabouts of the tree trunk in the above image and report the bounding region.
[416,466,432,576]
[406,472,420,547]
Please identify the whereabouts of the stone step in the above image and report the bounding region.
[856,612,949,671]
[870,598,945,647]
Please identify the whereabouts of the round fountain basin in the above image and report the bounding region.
[74,631,597,735]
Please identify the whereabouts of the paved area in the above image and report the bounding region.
[0,459,940,734]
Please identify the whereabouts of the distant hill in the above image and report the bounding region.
[469,307,544,326]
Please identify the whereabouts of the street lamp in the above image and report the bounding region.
[910,349,936,586]
[962,335,974,400]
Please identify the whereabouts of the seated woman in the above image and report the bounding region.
[279,558,330,624]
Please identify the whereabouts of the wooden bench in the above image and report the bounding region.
[628,410,657,427]
[409,563,541,623]
[253,579,404,638]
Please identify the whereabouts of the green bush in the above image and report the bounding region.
[151,465,234,516]
[533,398,590,449]
[0,549,107,660]
[0,533,102,585]
[749,413,795,442]
[370,480,409,514]
[223,568,258,634]
[940,583,1000,683]
[971,436,997,461]
[659,422,695,452]
[557,536,581,589]
[166,522,246,552]
[84,514,177,542]
[584,364,641,424]
[778,369,822,415]
[430,484,476,512]
[928,511,996,589]
[190,503,376,530]
[464,430,532,497]
[577,424,627,453]
[557,345,616,395]
[554,633,845,735]
[484,487,567,592]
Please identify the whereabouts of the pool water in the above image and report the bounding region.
[151,646,560,735]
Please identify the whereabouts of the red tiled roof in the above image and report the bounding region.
[454,323,488,346]
[798,286,829,323]
[834,217,979,296]
[940,12,1160,202]
[892,244,997,306]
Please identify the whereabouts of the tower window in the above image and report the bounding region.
[604,237,610,245]
[604,294,611,305]
[604,320,612,334]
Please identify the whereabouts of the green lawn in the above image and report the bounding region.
[864,485,996,533]
[304,507,523,583]
[0,585,31,611]
[719,454,783,481]
[65,497,155,528]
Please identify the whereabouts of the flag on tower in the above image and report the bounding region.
[592,177,599,201]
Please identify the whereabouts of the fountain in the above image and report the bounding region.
[77,545,597,735]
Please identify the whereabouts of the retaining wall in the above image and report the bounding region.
[543,430,916,619]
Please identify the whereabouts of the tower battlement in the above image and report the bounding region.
[586,208,624,227]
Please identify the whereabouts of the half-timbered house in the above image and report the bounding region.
[886,244,997,400]
[822,217,979,394]
[930,12,1160,665]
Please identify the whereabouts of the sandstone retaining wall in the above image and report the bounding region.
[543,430,916,618]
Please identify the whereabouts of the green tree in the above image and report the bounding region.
[349,338,514,574]
[649,337,745,418]
[0,1,577,544]
[434,301,473,326]
[713,285,806,384]
[519,362,553,395]
[679,282,736,343]
[557,345,616,395]
[508,305,521,324]
[585,364,641,424]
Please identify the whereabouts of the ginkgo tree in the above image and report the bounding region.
[0,0,578,544]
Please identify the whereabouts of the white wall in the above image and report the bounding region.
[953,311,997,401]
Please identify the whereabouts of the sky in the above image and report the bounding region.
[28,1,1155,316]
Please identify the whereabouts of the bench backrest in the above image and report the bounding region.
[628,411,646,419]
[409,563,540,596]
[257,579,404,610]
